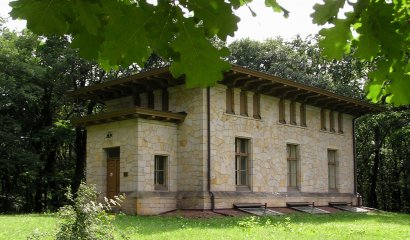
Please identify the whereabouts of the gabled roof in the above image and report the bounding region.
[67,65,384,116]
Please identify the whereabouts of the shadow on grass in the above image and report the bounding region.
[113,211,410,237]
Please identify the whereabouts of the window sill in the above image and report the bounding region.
[287,187,300,192]
[319,130,345,136]
[236,186,251,192]
[277,122,307,129]
[328,188,338,193]
[154,185,168,191]
[223,112,262,121]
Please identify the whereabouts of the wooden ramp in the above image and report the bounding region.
[287,202,330,214]
[234,203,283,216]
[329,202,369,213]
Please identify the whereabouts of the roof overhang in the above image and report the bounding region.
[71,107,187,126]
[67,65,385,116]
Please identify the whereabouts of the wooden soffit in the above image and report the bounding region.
[223,65,385,116]
[66,67,183,101]
[71,107,187,126]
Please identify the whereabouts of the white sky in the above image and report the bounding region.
[0,0,323,41]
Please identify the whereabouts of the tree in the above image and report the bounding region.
[356,108,410,212]
[228,36,368,98]
[8,0,410,105]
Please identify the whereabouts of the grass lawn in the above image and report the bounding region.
[0,211,409,240]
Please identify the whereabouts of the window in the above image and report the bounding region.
[235,138,250,187]
[300,104,306,127]
[162,89,169,111]
[148,92,154,109]
[253,93,261,119]
[329,111,335,132]
[154,155,167,190]
[320,108,327,130]
[226,87,234,114]
[338,113,344,133]
[328,150,337,190]
[290,101,296,125]
[134,94,141,107]
[279,99,286,123]
[240,91,248,116]
[287,144,299,189]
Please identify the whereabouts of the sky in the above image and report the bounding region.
[0,0,324,41]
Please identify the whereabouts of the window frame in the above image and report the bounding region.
[154,155,168,191]
[279,99,286,124]
[253,93,261,119]
[329,110,335,132]
[226,87,235,114]
[320,108,327,130]
[162,89,169,111]
[300,103,307,127]
[290,101,296,125]
[240,91,248,116]
[328,149,337,191]
[338,113,344,133]
[287,144,299,190]
[235,138,251,189]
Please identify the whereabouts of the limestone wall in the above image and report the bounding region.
[86,118,179,215]
[86,119,139,196]
[168,86,210,208]
[209,84,355,207]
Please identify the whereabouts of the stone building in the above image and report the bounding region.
[69,65,383,215]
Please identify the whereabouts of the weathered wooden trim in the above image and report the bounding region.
[71,107,187,126]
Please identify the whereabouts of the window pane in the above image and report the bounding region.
[288,145,297,159]
[288,160,297,187]
[240,139,247,153]
[329,165,336,188]
[328,150,336,163]
[154,156,166,186]
[328,150,337,189]
[235,138,250,186]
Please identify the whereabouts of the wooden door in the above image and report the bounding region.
[106,157,120,199]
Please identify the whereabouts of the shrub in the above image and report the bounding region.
[55,182,124,240]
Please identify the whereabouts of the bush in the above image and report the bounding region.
[55,182,124,240]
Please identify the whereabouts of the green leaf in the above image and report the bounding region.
[170,11,231,88]
[385,73,410,106]
[71,33,102,60]
[144,1,177,58]
[229,0,253,9]
[71,1,102,36]
[319,19,352,59]
[265,0,289,18]
[353,11,380,60]
[185,0,240,41]
[9,0,71,35]
[366,60,392,103]
[311,0,345,25]
[99,2,152,67]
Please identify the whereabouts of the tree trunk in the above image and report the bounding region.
[72,126,87,194]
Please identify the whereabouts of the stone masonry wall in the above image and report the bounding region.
[86,118,179,215]
[168,86,210,209]
[209,84,355,208]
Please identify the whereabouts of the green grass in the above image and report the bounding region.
[0,212,409,240]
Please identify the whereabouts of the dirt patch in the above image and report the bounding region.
[214,209,250,217]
